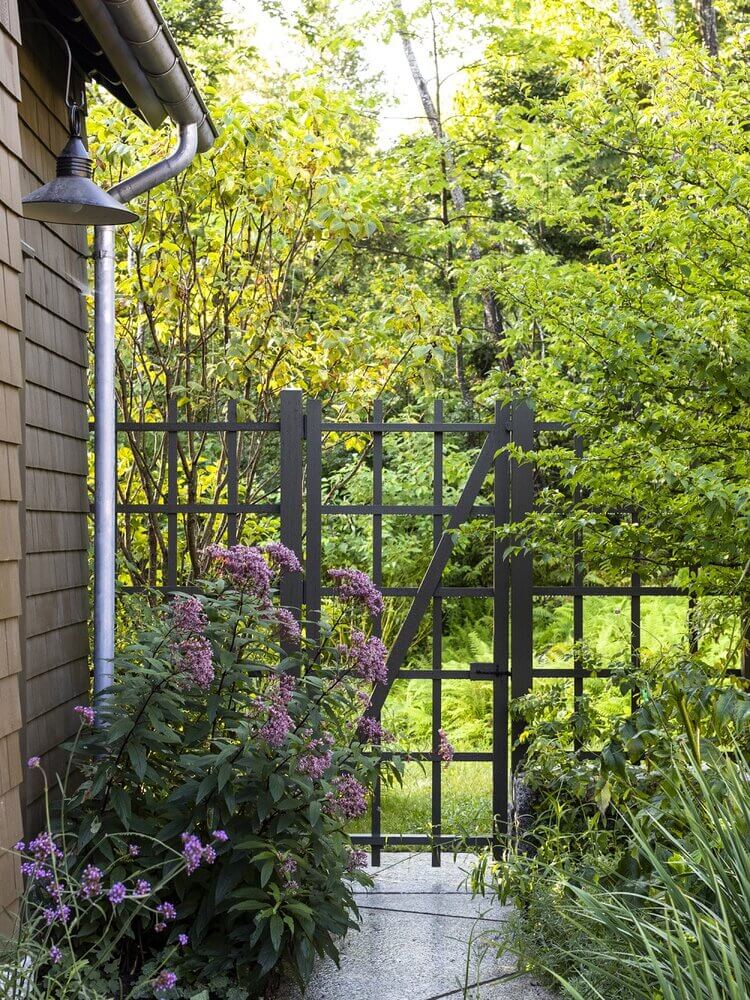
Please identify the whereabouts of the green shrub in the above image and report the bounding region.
[481,650,750,998]
[5,546,402,998]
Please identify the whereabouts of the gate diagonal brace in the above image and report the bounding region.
[369,433,499,716]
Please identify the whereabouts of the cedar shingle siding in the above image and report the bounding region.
[0,0,90,910]
[0,0,26,926]
[17,11,89,834]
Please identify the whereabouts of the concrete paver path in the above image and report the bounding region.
[275,852,558,1000]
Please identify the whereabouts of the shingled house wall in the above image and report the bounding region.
[0,0,90,913]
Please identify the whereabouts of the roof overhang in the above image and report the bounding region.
[29,0,217,153]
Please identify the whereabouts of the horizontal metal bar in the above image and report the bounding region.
[320,586,494,598]
[533,586,687,597]
[398,670,474,680]
[321,421,495,433]
[90,421,281,433]
[116,503,280,515]
[321,504,493,517]
[350,835,493,846]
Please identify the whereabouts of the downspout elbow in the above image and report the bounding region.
[110,122,199,205]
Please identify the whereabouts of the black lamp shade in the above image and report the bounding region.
[22,133,138,227]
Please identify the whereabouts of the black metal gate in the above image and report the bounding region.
[109,388,699,865]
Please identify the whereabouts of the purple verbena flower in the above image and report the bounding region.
[326,774,367,820]
[29,832,60,862]
[212,829,229,843]
[49,945,62,964]
[127,843,141,858]
[338,631,388,685]
[27,756,41,769]
[13,840,25,852]
[157,901,177,922]
[80,865,103,900]
[438,728,454,765]
[202,845,217,865]
[108,882,127,905]
[205,544,272,601]
[74,705,96,726]
[134,879,151,896]
[262,542,303,575]
[173,635,214,689]
[178,933,188,947]
[43,904,70,926]
[180,833,205,875]
[275,607,302,645]
[171,594,208,634]
[153,969,177,994]
[328,568,383,618]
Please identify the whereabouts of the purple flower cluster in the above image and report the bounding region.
[128,843,141,858]
[180,831,223,875]
[437,728,454,765]
[49,945,63,964]
[328,568,383,618]
[171,594,208,634]
[174,635,214,690]
[276,607,302,645]
[260,703,294,747]
[345,848,369,872]
[74,704,96,726]
[155,900,177,932]
[43,903,70,926]
[326,774,367,820]
[258,672,296,747]
[134,879,151,896]
[181,833,206,875]
[356,716,388,744]
[298,732,334,778]
[27,755,40,769]
[80,865,103,900]
[262,542,303,575]
[153,969,177,994]
[338,630,388,685]
[205,543,272,601]
[279,855,298,889]
[178,933,189,947]
[108,882,127,905]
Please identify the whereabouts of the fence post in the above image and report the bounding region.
[279,389,304,620]
[492,401,511,846]
[510,400,534,774]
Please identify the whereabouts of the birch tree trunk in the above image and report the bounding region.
[392,0,510,403]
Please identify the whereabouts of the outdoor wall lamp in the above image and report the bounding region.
[20,19,138,227]
[22,104,139,226]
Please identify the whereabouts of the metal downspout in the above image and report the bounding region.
[93,122,199,697]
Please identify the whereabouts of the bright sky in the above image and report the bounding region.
[224,0,480,145]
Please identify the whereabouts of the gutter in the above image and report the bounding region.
[72,0,218,152]
[93,122,199,697]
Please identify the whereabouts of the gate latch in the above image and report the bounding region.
[469,662,510,679]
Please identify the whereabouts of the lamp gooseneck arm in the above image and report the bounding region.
[93,124,199,698]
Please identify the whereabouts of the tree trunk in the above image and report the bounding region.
[392,0,509,394]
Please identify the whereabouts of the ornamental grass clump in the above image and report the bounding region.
[53,545,402,997]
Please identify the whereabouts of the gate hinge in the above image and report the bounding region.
[469,662,510,679]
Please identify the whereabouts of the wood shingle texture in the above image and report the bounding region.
[17,10,90,835]
[0,0,26,927]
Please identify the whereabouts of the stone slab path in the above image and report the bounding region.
[275,852,557,1000]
